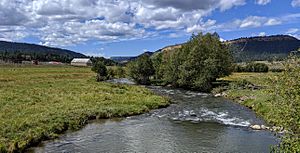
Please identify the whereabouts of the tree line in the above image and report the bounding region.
[0,51,73,63]
[127,33,233,92]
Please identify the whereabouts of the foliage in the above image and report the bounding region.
[91,61,108,81]
[233,63,269,72]
[151,53,163,80]
[270,57,300,151]
[0,41,85,63]
[106,66,126,79]
[228,35,300,62]
[127,54,155,85]
[115,66,126,78]
[0,65,169,152]
[159,33,233,91]
[245,63,269,72]
[219,66,300,151]
[90,57,117,66]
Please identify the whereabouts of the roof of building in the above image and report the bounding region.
[71,58,92,63]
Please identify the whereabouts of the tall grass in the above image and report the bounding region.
[0,65,169,152]
[220,65,300,151]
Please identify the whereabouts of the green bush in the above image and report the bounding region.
[115,66,126,78]
[245,63,269,72]
[160,33,233,91]
[107,68,116,80]
[232,64,245,72]
[128,54,155,85]
[233,63,269,73]
[270,57,300,152]
[91,61,108,81]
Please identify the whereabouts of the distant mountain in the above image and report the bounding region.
[110,51,155,63]
[110,56,136,63]
[0,41,86,63]
[109,35,300,64]
[152,35,300,62]
[226,35,300,62]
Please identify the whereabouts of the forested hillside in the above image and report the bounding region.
[226,35,300,62]
[0,41,86,63]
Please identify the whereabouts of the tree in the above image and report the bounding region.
[161,33,232,91]
[91,61,108,82]
[127,54,155,85]
[115,66,126,78]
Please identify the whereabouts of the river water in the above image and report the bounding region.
[30,83,278,153]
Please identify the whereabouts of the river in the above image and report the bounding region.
[29,82,278,153]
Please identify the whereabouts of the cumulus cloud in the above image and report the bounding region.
[143,0,219,11]
[255,0,271,5]
[0,0,293,47]
[218,0,246,11]
[0,0,29,26]
[0,0,249,46]
[0,26,28,41]
[235,16,281,28]
[291,0,300,7]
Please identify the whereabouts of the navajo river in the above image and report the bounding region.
[29,81,278,152]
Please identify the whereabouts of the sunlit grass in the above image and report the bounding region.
[0,65,169,152]
[219,72,300,151]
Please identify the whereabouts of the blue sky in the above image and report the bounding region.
[0,0,299,57]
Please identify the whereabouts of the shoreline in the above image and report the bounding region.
[0,66,170,153]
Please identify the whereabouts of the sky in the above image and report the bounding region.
[0,0,300,57]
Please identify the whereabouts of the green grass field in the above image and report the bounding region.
[218,72,300,151]
[219,73,279,123]
[0,65,169,152]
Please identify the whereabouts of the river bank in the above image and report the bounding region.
[213,72,300,151]
[0,65,169,152]
[29,86,278,153]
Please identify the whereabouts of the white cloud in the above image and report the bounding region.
[255,0,271,5]
[0,26,28,41]
[218,0,246,11]
[291,0,300,7]
[258,32,266,36]
[234,16,281,28]
[287,28,299,34]
[286,28,300,39]
[186,19,217,33]
[38,20,146,47]
[2,0,296,47]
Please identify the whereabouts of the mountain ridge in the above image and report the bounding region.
[0,41,86,63]
[111,35,300,63]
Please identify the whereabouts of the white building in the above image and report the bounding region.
[71,58,92,66]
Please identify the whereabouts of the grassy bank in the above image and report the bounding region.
[216,72,299,151]
[0,65,169,152]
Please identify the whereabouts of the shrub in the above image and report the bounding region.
[245,63,269,72]
[115,66,126,78]
[127,54,155,85]
[270,57,300,151]
[107,68,116,80]
[161,32,233,91]
[233,63,269,73]
[233,64,245,72]
[91,61,108,81]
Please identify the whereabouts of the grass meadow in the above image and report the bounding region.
[0,65,169,152]
[218,72,300,151]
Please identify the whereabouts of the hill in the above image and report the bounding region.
[226,35,300,62]
[110,35,300,64]
[0,41,86,63]
[152,35,300,62]
[110,51,155,64]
